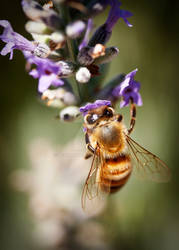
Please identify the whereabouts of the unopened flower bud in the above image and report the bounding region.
[31,33,51,43]
[88,24,111,47]
[42,88,77,107]
[32,32,65,51]
[33,43,50,58]
[47,99,64,108]
[77,46,94,66]
[66,20,86,39]
[25,21,48,34]
[63,92,77,106]
[50,32,65,44]
[75,67,91,83]
[48,32,65,51]
[57,61,76,78]
[94,46,119,64]
[91,44,105,59]
[60,106,80,122]
[42,89,59,100]
[22,0,64,30]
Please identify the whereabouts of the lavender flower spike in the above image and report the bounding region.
[25,52,64,93]
[0,20,36,59]
[112,69,143,108]
[105,0,133,32]
[80,100,111,116]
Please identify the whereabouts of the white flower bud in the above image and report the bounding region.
[50,32,65,44]
[41,88,77,107]
[57,61,76,78]
[75,67,91,83]
[31,33,51,43]
[42,89,60,100]
[63,92,77,106]
[25,21,48,34]
[34,43,50,58]
[47,99,64,108]
[66,21,85,39]
[91,44,105,59]
[60,106,80,122]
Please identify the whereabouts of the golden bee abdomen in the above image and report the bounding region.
[100,154,132,193]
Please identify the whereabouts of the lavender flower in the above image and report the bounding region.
[26,53,63,93]
[88,1,132,46]
[112,69,142,108]
[106,0,133,32]
[0,20,36,59]
[80,100,111,116]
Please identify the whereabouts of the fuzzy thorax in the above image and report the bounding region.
[89,119,128,157]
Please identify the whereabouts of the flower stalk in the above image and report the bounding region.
[0,0,142,121]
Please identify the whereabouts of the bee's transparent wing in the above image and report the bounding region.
[126,135,171,182]
[81,148,109,215]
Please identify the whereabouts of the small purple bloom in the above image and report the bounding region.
[88,0,132,46]
[105,0,133,32]
[79,19,93,50]
[80,100,111,116]
[25,52,63,93]
[0,20,36,59]
[112,69,142,108]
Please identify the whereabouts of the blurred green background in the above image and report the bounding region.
[0,1,179,250]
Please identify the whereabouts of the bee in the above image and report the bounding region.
[81,103,171,213]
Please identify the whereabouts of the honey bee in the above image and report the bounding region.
[81,103,171,213]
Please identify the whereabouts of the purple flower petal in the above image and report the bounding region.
[80,100,111,116]
[25,53,64,93]
[0,41,14,58]
[0,20,36,59]
[29,69,39,78]
[112,68,142,107]
[79,19,93,50]
[38,74,52,93]
[105,0,133,32]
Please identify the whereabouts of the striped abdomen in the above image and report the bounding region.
[100,154,132,193]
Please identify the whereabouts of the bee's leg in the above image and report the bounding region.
[84,133,95,159]
[128,103,136,135]
[84,151,93,159]
[85,144,95,159]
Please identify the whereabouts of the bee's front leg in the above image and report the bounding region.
[84,133,95,159]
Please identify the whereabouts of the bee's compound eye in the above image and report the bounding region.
[85,114,98,124]
[103,107,114,117]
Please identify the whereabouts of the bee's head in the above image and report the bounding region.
[84,105,115,128]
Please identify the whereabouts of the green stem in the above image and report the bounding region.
[75,79,83,103]
[60,4,82,102]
